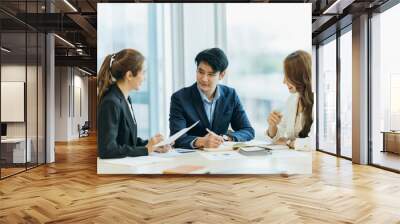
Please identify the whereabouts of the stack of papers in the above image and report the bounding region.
[239,147,271,156]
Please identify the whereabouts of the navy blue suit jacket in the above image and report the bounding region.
[169,83,255,149]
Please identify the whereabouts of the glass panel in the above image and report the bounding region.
[340,30,352,158]
[226,4,311,139]
[26,0,39,169]
[371,4,400,171]
[38,33,45,165]
[97,4,150,138]
[27,31,38,169]
[1,30,27,177]
[318,38,337,154]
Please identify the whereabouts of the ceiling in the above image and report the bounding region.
[0,0,391,74]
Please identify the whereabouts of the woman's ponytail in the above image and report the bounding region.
[97,54,114,102]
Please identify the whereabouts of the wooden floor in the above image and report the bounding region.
[373,150,400,171]
[1,135,400,223]
[1,167,26,178]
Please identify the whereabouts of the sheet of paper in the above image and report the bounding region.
[154,120,200,147]
[203,140,272,151]
[102,156,171,166]
[199,151,245,161]
[175,148,196,153]
[150,149,182,158]
[246,139,273,146]
[265,144,290,150]
[203,144,234,152]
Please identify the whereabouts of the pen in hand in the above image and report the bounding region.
[206,128,217,136]
[206,128,224,144]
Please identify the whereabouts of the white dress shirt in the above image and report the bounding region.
[266,93,314,151]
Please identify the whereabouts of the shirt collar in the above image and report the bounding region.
[197,84,220,104]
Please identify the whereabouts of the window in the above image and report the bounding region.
[225,4,311,139]
[371,3,400,171]
[98,4,152,138]
[0,1,46,179]
[340,29,352,158]
[318,37,337,154]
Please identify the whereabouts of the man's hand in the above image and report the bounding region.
[194,132,224,148]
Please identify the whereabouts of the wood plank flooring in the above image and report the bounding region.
[1,135,400,223]
[372,151,400,171]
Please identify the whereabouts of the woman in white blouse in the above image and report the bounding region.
[266,50,314,149]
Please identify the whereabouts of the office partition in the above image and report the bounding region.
[0,0,47,179]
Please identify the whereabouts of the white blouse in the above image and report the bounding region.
[266,93,314,150]
[125,97,137,125]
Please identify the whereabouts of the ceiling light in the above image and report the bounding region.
[54,34,75,48]
[78,67,93,76]
[322,0,354,15]
[1,47,11,53]
[63,0,78,12]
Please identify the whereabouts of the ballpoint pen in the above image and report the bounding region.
[206,128,228,142]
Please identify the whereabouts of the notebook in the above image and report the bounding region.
[239,147,272,156]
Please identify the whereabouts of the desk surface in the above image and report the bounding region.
[1,138,27,143]
[381,131,400,134]
[97,147,312,175]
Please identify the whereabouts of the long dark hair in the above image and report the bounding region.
[284,50,314,138]
[97,49,144,102]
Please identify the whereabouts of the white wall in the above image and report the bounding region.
[1,63,46,163]
[54,67,89,141]
[1,65,37,138]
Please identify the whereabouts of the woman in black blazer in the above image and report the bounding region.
[97,49,170,158]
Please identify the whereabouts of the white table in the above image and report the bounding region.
[97,147,312,175]
[1,138,32,163]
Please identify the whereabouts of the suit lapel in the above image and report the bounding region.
[191,84,211,129]
[112,85,137,142]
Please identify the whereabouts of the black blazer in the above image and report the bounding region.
[169,83,255,149]
[97,84,148,158]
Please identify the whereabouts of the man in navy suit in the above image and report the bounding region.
[169,48,255,149]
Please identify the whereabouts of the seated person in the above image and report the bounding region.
[266,50,314,150]
[97,49,170,158]
[169,48,255,149]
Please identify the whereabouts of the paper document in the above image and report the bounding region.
[265,144,289,150]
[200,151,245,161]
[175,148,196,153]
[203,143,235,152]
[154,120,200,147]
[203,140,272,152]
[150,149,187,158]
